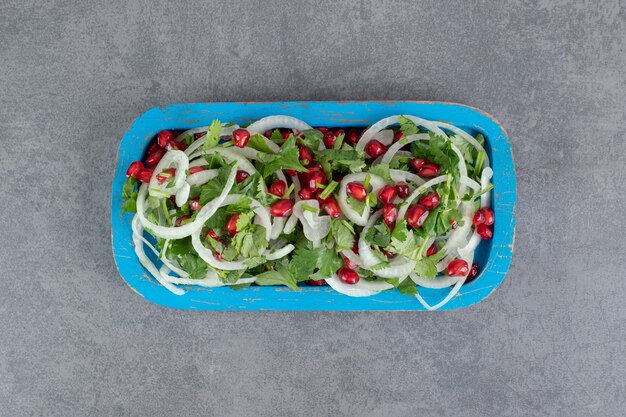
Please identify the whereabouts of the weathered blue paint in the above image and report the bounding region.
[111,101,516,310]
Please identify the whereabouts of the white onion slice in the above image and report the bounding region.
[186,169,219,186]
[373,129,394,146]
[325,274,393,297]
[247,115,312,136]
[183,124,239,156]
[266,244,295,260]
[381,133,429,164]
[410,272,460,289]
[355,115,446,152]
[175,182,190,207]
[148,150,189,197]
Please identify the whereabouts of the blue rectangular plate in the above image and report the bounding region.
[111,101,516,310]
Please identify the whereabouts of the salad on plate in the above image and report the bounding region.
[120,115,494,310]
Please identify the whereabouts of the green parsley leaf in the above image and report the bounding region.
[298,129,323,150]
[399,115,419,136]
[231,225,268,258]
[346,195,367,216]
[331,220,355,252]
[255,264,298,290]
[311,247,343,280]
[247,133,275,154]
[256,136,307,178]
[198,162,235,205]
[178,253,209,279]
[202,119,222,153]
[365,222,391,248]
[449,135,475,164]
[397,277,418,296]
[413,257,438,278]
[367,163,393,184]
[288,245,320,281]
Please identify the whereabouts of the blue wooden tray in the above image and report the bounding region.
[111,101,516,310]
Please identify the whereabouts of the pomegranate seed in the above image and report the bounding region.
[285,169,297,176]
[317,127,329,134]
[342,256,357,269]
[472,211,485,227]
[382,204,398,227]
[188,166,205,174]
[156,168,176,183]
[409,158,426,172]
[147,142,160,156]
[226,214,240,236]
[446,259,469,277]
[189,198,202,212]
[352,242,359,254]
[206,229,219,240]
[321,198,342,219]
[406,204,429,228]
[418,163,440,178]
[426,243,438,257]
[346,182,367,202]
[365,140,387,158]
[126,161,144,178]
[270,199,294,217]
[381,249,396,259]
[333,173,345,182]
[450,219,458,229]
[323,132,336,148]
[331,127,344,137]
[306,279,327,286]
[194,132,205,139]
[268,180,287,197]
[467,263,479,283]
[213,252,223,261]
[299,146,313,166]
[157,130,174,148]
[480,208,494,226]
[476,224,493,240]
[145,149,164,167]
[232,129,251,148]
[280,129,292,140]
[378,185,397,204]
[235,170,250,183]
[418,192,440,210]
[137,169,153,183]
[394,131,404,142]
[298,188,315,200]
[175,215,191,227]
[395,182,409,199]
[306,170,326,190]
[165,140,186,151]
[337,268,360,284]
[263,130,272,138]
[345,128,359,145]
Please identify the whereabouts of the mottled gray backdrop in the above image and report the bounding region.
[1,0,624,416]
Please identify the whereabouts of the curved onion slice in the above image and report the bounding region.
[397,175,450,221]
[247,115,312,136]
[266,244,295,260]
[381,133,429,164]
[325,273,393,297]
[182,124,239,156]
[355,115,446,152]
[136,164,237,240]
[341,250,363,267]
[337,173,386,226]
[410,272,460,289]
[186,169,219,186]
[373,129,394,146]
[175,182,190,207]
[148,150,189,197]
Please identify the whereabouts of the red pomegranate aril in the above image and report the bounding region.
[352,242,359,254]
[378,185,397,204]
[321,198,341,219]
[232,128,251,148]
[165,140,186,151]
[194,132,205,139]
[446,259,469,277]
[270,199,294,217]
[365,140,387,158]
[157,130,175,148]
[472,211,485,227]
[263,130,272,138]
[206,229,219,240]
[450,219,458,229]
[280,129,292,140]
[306,279,327,286]
[188,166,205,174]
[213,252,223,261]
[306,171,326,190]
[323,132,336,149]
[395,182,409,199]
[346,182,367,202]
[345,128,360,145]
[418,192,440,210]
[418,163,440,178]
[226,214,240,236]
[409,158,426,172]
[467,263,479,283]
[268,180,287,197]
[299,146,313,166]
[145,149,164,167]
[394,131,404,142]
[137,169,153,183]
[342,256,357,270]
[235,170,250,183]
[285,169,297,176]
[298,188,315,200]
[189,198,202,212]
[476,224,493,240]
[480,207,494,226]
[406,204,429,228]
[146,142,160,156]
[317,127,329,134]
[126,161,144,178]
[175,215,191,227]
[426,243,438,257]
[331,127,344,137]
[382,204,398,227]
[381,249,396,259]
[337,268,360,284]
[156,168,176,184]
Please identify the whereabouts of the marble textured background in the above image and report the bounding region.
[1,0,624,416]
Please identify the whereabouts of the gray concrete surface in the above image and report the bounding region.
[1,0,624,416]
